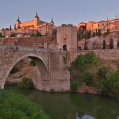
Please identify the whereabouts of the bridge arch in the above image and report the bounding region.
[2,53,50,90]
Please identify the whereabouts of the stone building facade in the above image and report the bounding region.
[78,17,119,35]
[15,13,54,36]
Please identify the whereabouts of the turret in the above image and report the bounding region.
[15,17,21,29]
[34,12,39,26]
[50,18,54,26]
[10,25,12,30]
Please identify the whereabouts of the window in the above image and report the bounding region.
[63,45,67,51]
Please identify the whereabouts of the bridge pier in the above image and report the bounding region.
[0,80,5,89]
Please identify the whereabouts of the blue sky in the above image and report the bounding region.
[0,0,119,29]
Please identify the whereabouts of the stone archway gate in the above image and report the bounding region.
[0,44,70,92]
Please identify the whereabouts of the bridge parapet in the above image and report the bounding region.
[0,44,67,53]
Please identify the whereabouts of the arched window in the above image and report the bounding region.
[63,45,67,51]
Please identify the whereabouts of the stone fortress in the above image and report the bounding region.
[0,12,54,37]
[15,12,54,36]
[1,15,119,91]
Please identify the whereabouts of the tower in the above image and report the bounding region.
[10,25,12,30]
[34,12,39,27]
[50,18,54,26]
[57,24,77,62]
[15,17,21,29]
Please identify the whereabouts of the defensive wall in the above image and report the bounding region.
[78,49,119,60]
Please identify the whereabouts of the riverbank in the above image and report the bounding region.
[78,84,99,95]
[5,85,119,119]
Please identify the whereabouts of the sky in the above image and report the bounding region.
[0,0,119,29]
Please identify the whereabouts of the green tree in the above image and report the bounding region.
[83,71,94,85]
[0,32,5,38]
[30,33,36,37]
[10,67,19,74]
[97,66,111,95]
[107,70,119,99]
[92,32,96,37]
[85,30,91,39]
[18,77,34,89]
[0,90,51,119]
[69,52,98,83]
[107,29,110,35]
[109,38,113,49]
[0,33,3,37]
[29,60,36,66]
[77,26,86,39]
[10,33,16,37]
[97,29,101,36]
[36,32,42,37]
[71,81,78,92]
[103,40,106,49]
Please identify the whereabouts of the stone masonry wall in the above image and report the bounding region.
[78,49,119,60]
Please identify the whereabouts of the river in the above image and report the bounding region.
[5,86,119,119]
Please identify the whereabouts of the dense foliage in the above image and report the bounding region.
[77,25,102,40]
[30,32,42,37]
[10,67,19,74]
[18,77,34,89]
[10,33,16,37]
[0,90,51,119]
[0,32,5,38]
[71,81,78,92]
[97,66,119,99]
[29,60,36,66]
[69,52,98,83]
[69,52,119,100]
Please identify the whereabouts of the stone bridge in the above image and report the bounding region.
[0,44,70,92]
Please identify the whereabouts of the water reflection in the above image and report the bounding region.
[5,86,119,119]
[76,113,94,119]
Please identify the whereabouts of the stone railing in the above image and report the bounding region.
[0,44,67,54]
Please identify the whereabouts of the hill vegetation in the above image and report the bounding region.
[69,52,119,100]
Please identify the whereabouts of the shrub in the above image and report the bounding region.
[83,72,94,85]
[30,33,36,37]
[10,67,19,74]
[10,33,16,37]
[29,60,36,66]
[0,90,51,119]
[97,66,111,95]
[36,32,42,37]
[18,77,34,89]
[71,81,78,92]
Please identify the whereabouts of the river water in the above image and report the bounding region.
[5,86,119,119]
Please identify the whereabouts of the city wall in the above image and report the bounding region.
[78,49,119,60]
